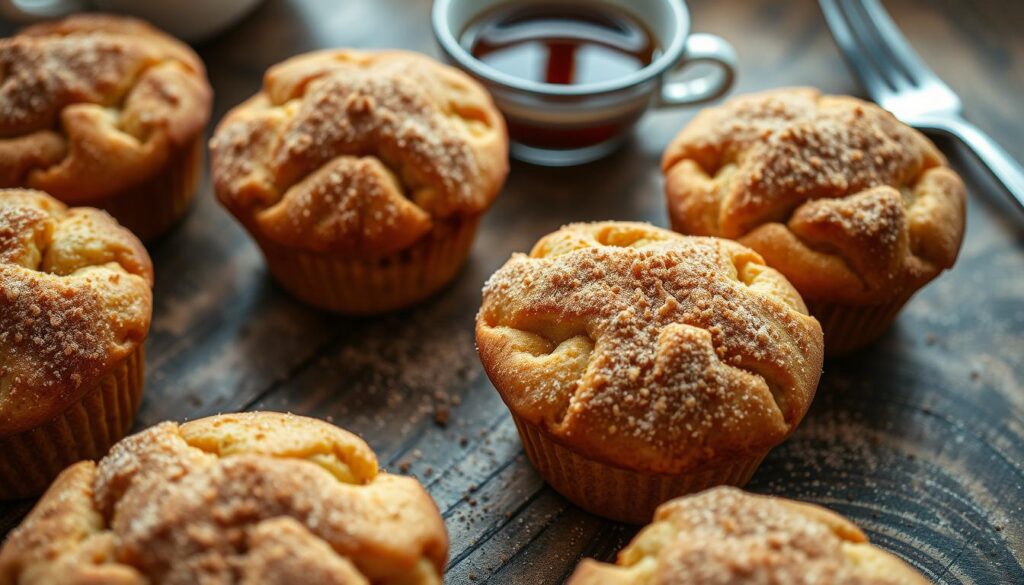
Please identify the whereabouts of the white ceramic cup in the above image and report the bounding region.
[434,0,737,166]
[0,0,264,42]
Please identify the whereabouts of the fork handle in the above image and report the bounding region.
[916,115,1024,213]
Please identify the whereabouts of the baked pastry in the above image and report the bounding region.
[0,411,448,584]
[0,14,213,240]
[476,222,823,523]
[567,487,929,584]
[211,49,508,314]
[0,189,152,499]
[662,88,965,354]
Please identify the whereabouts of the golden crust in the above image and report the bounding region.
[567,487,929,585]
[662,87,965,305]
[0,189,152,435]
[210,49,508,259]
[0,411,448,585]
[476,222,823,475]
[0,14,212,203]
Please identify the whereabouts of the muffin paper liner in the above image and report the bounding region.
[806,294,914,355]
[512,414,768,524]
[95,137,203,241]
[254,217,480,315]
[0,346,144,499]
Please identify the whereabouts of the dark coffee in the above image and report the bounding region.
[464,3,657,86]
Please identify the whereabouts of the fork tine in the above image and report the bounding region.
[839,0,922,90]
[819,0,896,97]
[857,0,944,86]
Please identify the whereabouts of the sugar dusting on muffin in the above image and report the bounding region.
[1,272,109,391]
[0,190,151,433]
[568,487,930,584]
[0,15,211,201]
[662,87,934,229]
[211,50,508,254]
[0,36,163,133]
[0,412,448,584]
[648,488,876,583]
[0,202,50,266]
[477,222,823,475]
[276,66,480,208]
[662,87,965,305]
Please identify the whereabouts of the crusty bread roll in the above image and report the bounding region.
[0,412,448,585]
[0,15,212,240]
[476,222,823,522]
[662,88,965,353]
[0,189,152,498]
[212,49,508,314]
[567,487,929,584]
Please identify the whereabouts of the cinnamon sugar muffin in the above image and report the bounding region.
[662,88,966,353]
[476,222,823,523]
[567,487,929,584]
[0,411,448,584]
[211,49,508,315]
[0,14,213,241]
[0,189,152,499]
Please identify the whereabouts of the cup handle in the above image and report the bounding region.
[658,33,737,107]
[0,0,86,22]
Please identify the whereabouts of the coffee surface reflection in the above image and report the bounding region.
[464,3,658,86]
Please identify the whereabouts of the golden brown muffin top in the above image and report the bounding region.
[568,487,930,585]
[0,411,449,585]
[0,14,212,202]
[211,49,508,258]
[476,222,823,475]
[0,189,152,435]
[662,87,965,304]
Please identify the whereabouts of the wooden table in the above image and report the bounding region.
[2,0,1022,582]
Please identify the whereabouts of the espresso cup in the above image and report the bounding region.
[433,0,737,166]
[0,0,263,42]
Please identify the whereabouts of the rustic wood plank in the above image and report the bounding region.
[0,0,1022,582]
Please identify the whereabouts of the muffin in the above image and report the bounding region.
[0,411,448,584]
[211,49,508,315]
[567,487,929,584]
[0,14,213,241]
[0,189,152,499]
[476,222,823,523]
[662,88,966,354]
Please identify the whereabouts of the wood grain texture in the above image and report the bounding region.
[1,0,1022,582]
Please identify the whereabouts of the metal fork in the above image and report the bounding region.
[820,0,1024,212]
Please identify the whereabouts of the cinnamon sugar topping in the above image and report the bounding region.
[477,223,823,474]
[0,14,212,201]
[211,50,507,256]
[1,272,108,391]
[276,68,479,208]
[0,412,447,584]
[0,36,153,135]
[662,88,965,304]
[0,190,152,434]
[568,487,929,584]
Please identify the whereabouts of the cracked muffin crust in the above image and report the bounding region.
[211,49,508,314]
[0,411,448,585]
[567,487,929,584]
[476,222,823,522]
[0,189,152,498]
[662,88,965,353]
[0,14,213,240]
